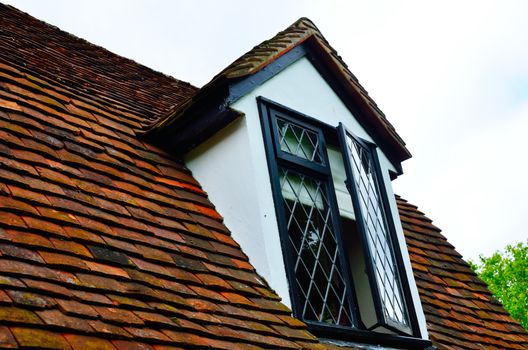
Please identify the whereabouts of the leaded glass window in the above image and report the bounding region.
[258,98,418,340]
[340,126,410,332]
[279,167,353,326]
[276,117,323,164]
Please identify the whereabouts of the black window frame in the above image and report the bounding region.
[338,123,418,335]
[260,99,362,331]
[257,97,427,347]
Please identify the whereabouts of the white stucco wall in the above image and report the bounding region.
[185,57,428,339]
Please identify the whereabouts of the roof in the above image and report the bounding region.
[399,197,528,349]
[145,18,411,167]
[0,3,527,349]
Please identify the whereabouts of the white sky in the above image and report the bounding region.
[5,0,528,261]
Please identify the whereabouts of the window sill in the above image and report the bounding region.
[308,322,433,350]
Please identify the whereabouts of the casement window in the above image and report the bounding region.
[257,98,420,340]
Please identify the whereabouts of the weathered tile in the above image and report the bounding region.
[11,327,71,349]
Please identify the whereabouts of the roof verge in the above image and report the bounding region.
[144,18,412,166]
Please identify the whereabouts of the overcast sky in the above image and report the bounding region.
[5,0,528,261]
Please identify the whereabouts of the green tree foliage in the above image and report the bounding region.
[469,241,528,330]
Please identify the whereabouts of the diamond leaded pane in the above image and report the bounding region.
[276,118,323,164]
[345,135,410,327]
[279,167,352,326]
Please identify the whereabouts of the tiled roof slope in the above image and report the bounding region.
[149,18,411,163]
[0,4,198,128]
[398,196,528,349]
[0,4,325,349]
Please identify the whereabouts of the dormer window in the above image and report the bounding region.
[258,97,419,338]
[168,19,431,348]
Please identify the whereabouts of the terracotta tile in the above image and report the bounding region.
[272,325,318,340]
[38,251,87,269]
[161,329,211,348]
[253,286,281,300]
[150,226,185,244]
[195,273,233,290]
[186,298,221,313]
[88,319,131,338]
[30,129,65,149]
[140,234,178,251]
[11,327,71,349]
[133,311,175,326]
[50,238,92,257]
[22,278,72,297]
[84,261,130,278]
[0,243,45,263]
[56,299,98,318]
[64,334,116,350]
[183,223,214,239]
[35,167,75,187]
[129,257,170,276]
[112,340,154,350]
[0,197,39,215]
[151,289,193,307]
[124,327,171,341]
[0,306,42,324]
[1,119,31,137]
[188,285,228,303]
[21,138,60,158]
[126,206,159,223]
[0,290,11,304]
[164,267,201,285]
[37,309,91,331]
[172,254,208,272]
[70,290,112,305]
[106,294,149,309]
[75,273,128,293]
[137,245,174,263]
[217,315,276,334]
[211,230,238,247]
[251,298,291,313]
[8,185,50,205]
[0,326,17,348]
[74,216,114,236]
[220,292,254,307]
[100,237,139,256]
[64,226,104,243]
[36,207,79,225]
[189,213,229,234]
[0,258,57,280]
[20,216,66,238]
[7,290,56,309]
[93,306,144,325]
[193,204,222,220]
[276,315,306,328]
[27,177,66,196]
[0,275,25,289]
[172,317,210,333]
[231,258,254,271]
[92,196,130,216]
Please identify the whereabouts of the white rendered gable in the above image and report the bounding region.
[185,57,428,339]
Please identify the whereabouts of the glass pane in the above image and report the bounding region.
[276,118,323,163]
[344,135,410,327]
[279,167,352,326]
